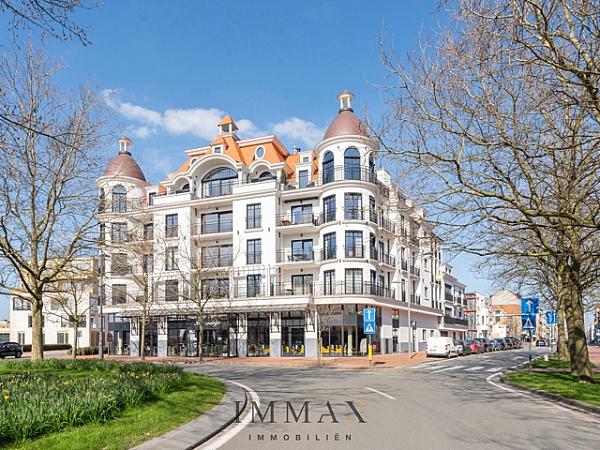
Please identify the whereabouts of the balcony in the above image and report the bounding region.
[410,265,421,277]
[343,245,364,258]
[369,248,397,267]
[313,282,395,299]
[410,294,421,305]
[277,248,317,263]
[440,315,469,327]
[277,211,318,227]
[271,282,313,296]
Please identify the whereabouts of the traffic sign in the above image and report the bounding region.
[521,297,539,315]
[364,307,376,335]
[522,314,537,331]
[106,333,113,343]
[546,311,557,325]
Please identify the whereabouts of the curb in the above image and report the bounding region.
[497,374,600,420]
[132,378,247,450]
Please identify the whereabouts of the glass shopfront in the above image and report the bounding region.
[282,311,305,356]
[247,312,270,356]
[167,315,238,357]
[319,305,380,357]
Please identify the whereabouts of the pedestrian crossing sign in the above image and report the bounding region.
[522,314,536,331]
[365,323,375,334]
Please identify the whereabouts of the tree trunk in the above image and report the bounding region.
[72,323,78,359]
[563,272,593,383]
[198,313,204,363]
[139,315,146,361]
[30,297,44,361]
[557,299,568,362]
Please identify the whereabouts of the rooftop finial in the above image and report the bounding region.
[337,90,355,111]
[118,136,133,154]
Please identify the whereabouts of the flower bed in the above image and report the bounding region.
[0,359,185,445]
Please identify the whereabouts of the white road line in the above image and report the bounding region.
[201,381,259,450]
[485,367,505,372]
[430,365,466,373]
[365,386,396,400]
[486,373,524,393]
[465,366,484,371]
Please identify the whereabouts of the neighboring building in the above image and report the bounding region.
[490,290,524,339]
[0,320,10,342]
[96,91,469,358]
[465,291,491,339]
[9,259,100,348]
[437,264,469,340]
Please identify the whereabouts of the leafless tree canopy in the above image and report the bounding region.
[376,0,600,381]
[0,0,94,45]
[0,40,111,360]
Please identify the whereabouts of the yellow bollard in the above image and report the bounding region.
[368,345,372,365]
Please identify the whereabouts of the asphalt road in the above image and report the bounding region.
[190,349,600,450]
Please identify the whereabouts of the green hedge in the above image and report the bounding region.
[68,346,109,356]
[21,344,72,352]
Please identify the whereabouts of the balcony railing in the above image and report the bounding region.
[321,247,337,261]
[194,255,233,268]
[410,265,421,277]
[276,249,317,263]
[441,316,469,326]
[270,282,313,296]
[277,211,318,227]
[313,282,395,299]
[343,245,364,258]
[192,221,234,235]
[369,248,396,266]
[410,294,421,305]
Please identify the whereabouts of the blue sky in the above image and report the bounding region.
[0,0,496,320]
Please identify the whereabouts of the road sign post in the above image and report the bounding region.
[364,308,376,366]
[521,298,539,371]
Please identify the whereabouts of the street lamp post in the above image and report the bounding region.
[98,257,104,360]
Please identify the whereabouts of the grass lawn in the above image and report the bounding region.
[506,356,600,408]
[0,359,226,450]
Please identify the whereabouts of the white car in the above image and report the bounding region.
[426,337,459,358]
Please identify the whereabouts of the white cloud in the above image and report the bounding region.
[270,117,325,149]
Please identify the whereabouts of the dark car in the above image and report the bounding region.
[492,338,506,350]
[0,342,23,358]
[511,337,523,349]
[536,339,548,347]
[457,340,472,356]
[503,337,513,350]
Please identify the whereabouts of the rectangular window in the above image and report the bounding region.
[112,284,127,304]
[345,269,363,294]
[323,195,336,223]
[166,247,178,271]
[202,211,233,234]
[111,253,129,275]
[246,204,262,229]
[111,223,127,243]
[57,332,69,345]
[99,223,106,242]
[247,239,262,264]
[165,214,178,238]
[202,244,233,267]
[369,196,377,223]
[298,170,309,188]
[291,274,313,295]
[247,274,262,297]
[345,231,363,257]
[12,298,32,310]
[144,223,154,240]
[344,193,362,220]
[165,280,179,301]
[143,254,154,272]
[201,278,229,299]
[148,192,156,206]
[323,233,336,260]
[291,204,313,225]
[291,239,313,262]
[324,270,336,295]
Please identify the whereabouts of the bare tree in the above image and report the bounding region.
[1,0,96,45]
[0,40,110,360]
[44,258,97,358]
[376,0,600,382]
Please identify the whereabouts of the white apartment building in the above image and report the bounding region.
[96,90,468,358]
[9,259,101,348]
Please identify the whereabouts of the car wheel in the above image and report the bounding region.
[16,352,22,358]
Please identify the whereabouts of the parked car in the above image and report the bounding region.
[511,337,523,349]
[458,340,472,356]
[536,339,548,347]
[503,337,513,350]
[475,337,492,352]
[426,337,459,358]
[0,342,23,359]
[492,338,506,350]
[467,339,483,354]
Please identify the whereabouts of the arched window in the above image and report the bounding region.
[323,151,334,184]
[112,185,127,213]
[259,171,274,179]
[344,148,361,181]
[202,167,237,197]
[99,188,106,212]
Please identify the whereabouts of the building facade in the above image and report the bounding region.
[465,291,492,339]
[96,91,468,358]
[9,259,100,348]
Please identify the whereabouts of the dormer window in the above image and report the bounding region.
[213,145,223,154]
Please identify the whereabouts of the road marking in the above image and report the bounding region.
[430,365,466,373]
[465,366,484,371]
[365,386,395,400]
[201,381,259,450]
[485,367,505,372]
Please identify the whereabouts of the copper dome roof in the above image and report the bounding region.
[103,150,147,182]
[322,90,367,140]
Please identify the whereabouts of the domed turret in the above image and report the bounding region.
[103,136,147,182]
[322,90,367,140]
